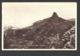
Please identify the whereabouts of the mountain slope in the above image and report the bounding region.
[21,12,75,39]
[4,12,75,49]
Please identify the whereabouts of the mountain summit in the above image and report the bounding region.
[52,12,59,18]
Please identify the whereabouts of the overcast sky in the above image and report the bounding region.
[2,2,77,28]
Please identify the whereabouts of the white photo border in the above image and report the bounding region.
[1,2,77,51]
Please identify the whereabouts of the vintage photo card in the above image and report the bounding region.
[2,2,77,51]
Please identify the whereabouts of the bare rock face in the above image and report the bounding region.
[52,12,59,18]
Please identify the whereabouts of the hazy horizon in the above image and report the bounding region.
[2,2,77,28]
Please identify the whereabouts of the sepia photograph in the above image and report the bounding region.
[2,2,77,51]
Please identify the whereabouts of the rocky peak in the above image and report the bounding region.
[51,12,59,18]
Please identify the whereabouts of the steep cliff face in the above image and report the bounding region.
[4,12,75,49]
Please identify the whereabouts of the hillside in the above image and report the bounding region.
[4,12,75,49]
